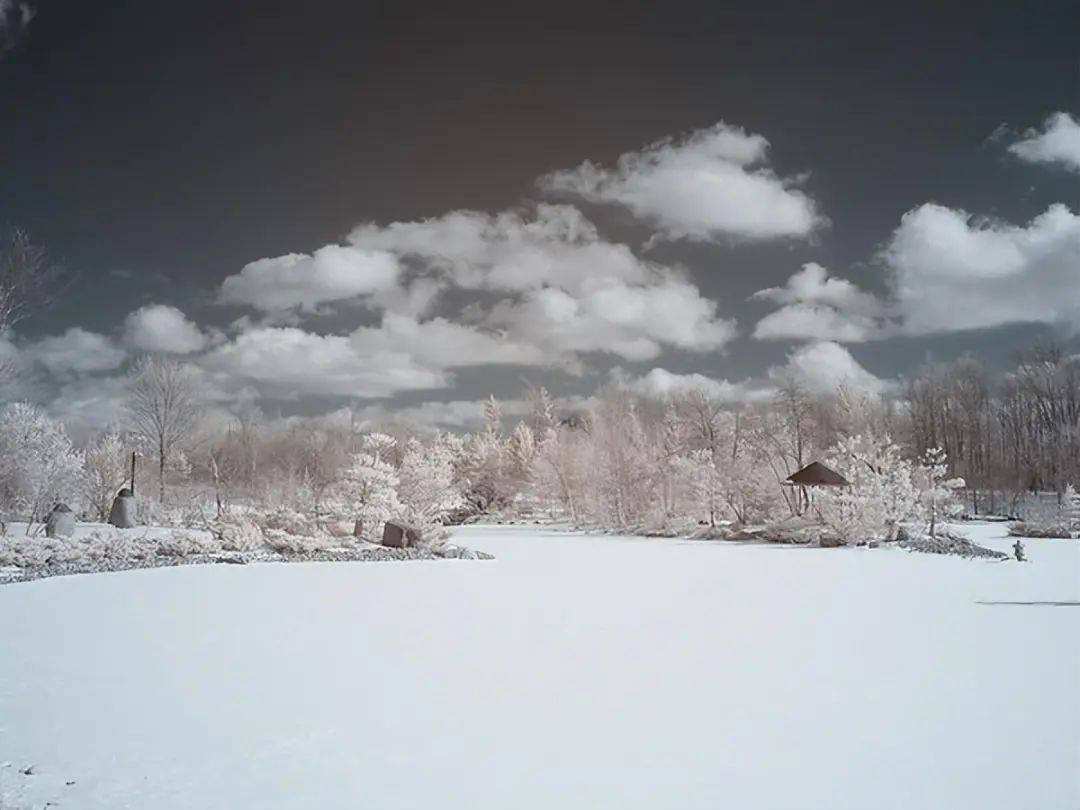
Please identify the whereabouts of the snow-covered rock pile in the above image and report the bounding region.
[898,532,1008,560]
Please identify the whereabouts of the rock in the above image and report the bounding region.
[819,533,846,548]
[382,520,421,548]
[108,489,137,528]
[46,503,76,538]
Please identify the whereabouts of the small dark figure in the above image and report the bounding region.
[1013,540,1026,562]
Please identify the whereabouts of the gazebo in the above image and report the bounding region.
[783,461,850,514]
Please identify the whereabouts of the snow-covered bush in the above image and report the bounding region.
[259,506,318,537]
[0,528,217,567]
[209,515,264,551]
[1008,521,1073,539]
[0,403,85,528]
[261,529,337,555]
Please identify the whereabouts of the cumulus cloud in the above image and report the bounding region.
[881,203,1080,334]
[123,304,213,354]
[348,204,655,294]
[538,122,825,243]
[1006,112,1080,173]
[767,341,892,395]
[488,277,736,362]
[347,204,737,360]
[610,367,772,403]
[219,245,402,313]
[751,263,890,342]
[215,204,736,379]
[25,328,127,374]
[46,374,132,438]
[200,325,448,399]
[199,312,559,400]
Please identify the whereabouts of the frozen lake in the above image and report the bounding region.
[1,522,1077,809]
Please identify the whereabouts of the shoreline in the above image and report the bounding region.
[0,544,494,586]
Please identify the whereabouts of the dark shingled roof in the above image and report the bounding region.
[784,461,850,487]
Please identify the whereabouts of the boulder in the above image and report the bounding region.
[381,520,421,548]
[108,488,137,528]
[46,503,76,538]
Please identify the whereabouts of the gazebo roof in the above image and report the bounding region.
[783,461,850,487]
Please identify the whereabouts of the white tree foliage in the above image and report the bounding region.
[0,402,85,529]
[398,434,461,527]
[82,430,129,521]
[817,433,921,545]
[330,434,404,540]
[919,447,965,538]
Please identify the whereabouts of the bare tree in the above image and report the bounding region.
[126,356,202,502]
[0,228,63,385]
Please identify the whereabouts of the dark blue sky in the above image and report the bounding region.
[2,1,1079,427]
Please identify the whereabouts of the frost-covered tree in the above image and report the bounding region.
[398,434,462,527]
[458,398,511,512]
[526,386,558,434]
[0,403,85,530]
[1063,483,1080,533]
[919,447,965,538]
[505,422,538,487]
[817,433,920,545]
[331,436,403,540]
[675,448,722,528]
[82,430,129,521]
[533,425,586,523]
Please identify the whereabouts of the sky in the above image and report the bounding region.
[2,1,1079,433]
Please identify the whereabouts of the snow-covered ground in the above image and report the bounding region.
[1,522,1077,809]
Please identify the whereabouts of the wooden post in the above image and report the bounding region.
[130,451,137,495]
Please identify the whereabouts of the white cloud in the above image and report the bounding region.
[751,263,890,342]
[220,245,402,313]
[199,313,557,401]
[26,328,127,373]
[881,203,1080,334]
[123,304,213,354]
[199,325,448,399]
[349,313,548,369]
[488,277,736,362]
[611,367,772,403]
[45,374,131,438]
[1007,112,1080,173]
[538,122,825,243]
[347,204,737,360]
[351,398,533,432]
[767,341,892,395]
[348,204,654,294]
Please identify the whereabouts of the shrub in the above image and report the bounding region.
[1008,521,1073,539]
